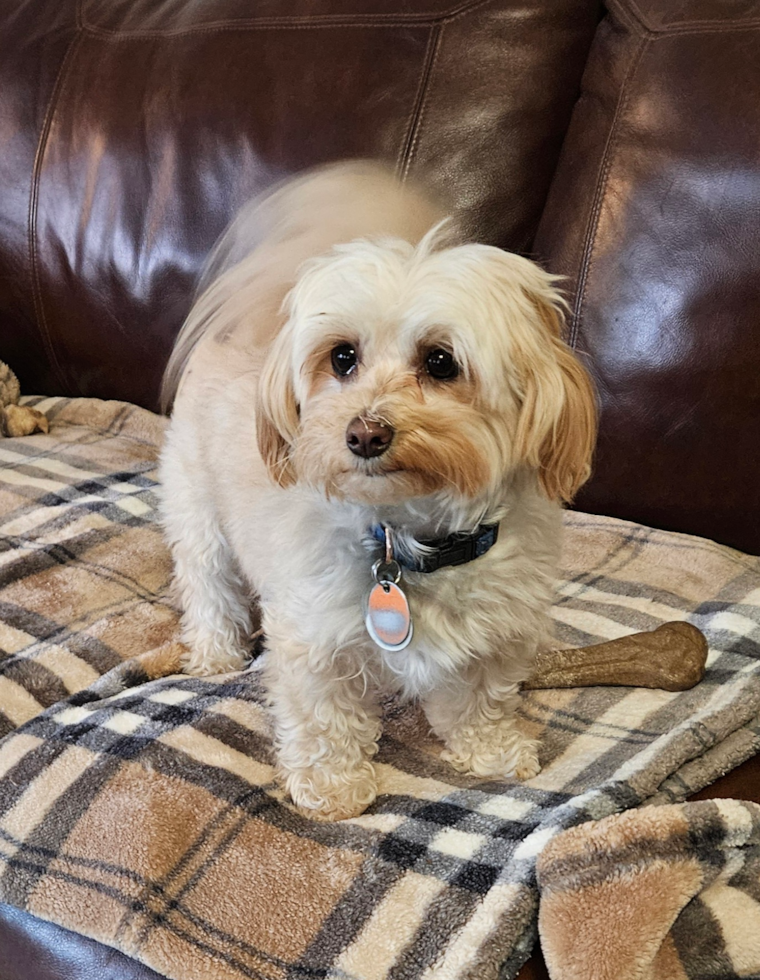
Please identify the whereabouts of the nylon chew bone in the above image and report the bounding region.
[524,621,708,691]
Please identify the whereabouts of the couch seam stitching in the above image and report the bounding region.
[649,22,760,37]
[397,23,443,180]
[28,28,83,394]
[77,0,495,38]
[606,0,650,38]
[445,0,497,26]
[570,32,649,348]
[610,0,760,38]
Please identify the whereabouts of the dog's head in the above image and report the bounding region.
[257,231,597,507]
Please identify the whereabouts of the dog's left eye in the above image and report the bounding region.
[331,344,358,377]
[424,348,459,381]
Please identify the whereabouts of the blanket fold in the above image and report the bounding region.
[537,799,760,980]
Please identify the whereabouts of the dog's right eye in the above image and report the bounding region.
[331,344,358,378]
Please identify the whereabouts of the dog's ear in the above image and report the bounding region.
[256,335,299,488]
[514,295,597,503]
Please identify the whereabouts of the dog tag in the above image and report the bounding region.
[365,546,413,651]
[365,579,413,651]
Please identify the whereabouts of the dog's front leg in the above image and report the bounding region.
[423,657,540,781]
[263,629,381,820]
[159,442,252,676]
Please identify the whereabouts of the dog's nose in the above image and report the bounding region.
[345,417,394,458]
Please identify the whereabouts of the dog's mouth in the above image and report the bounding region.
[337,466,405,483]
[347,455,417,479]
[361,464,405,478]
[333,459,443,500]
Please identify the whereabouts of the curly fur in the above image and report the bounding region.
[158,162,597,820]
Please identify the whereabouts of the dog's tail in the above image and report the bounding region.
[160,161,449,414]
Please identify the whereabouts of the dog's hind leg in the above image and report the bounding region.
[159,443,252,676]
[423,652,541,781]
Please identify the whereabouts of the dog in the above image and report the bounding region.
[158,162,597,820]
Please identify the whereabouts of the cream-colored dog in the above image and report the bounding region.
[159,162,596,820]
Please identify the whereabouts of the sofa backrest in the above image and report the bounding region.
[535,0,760,554]
[0,0,600,411]
[3,0,758,554]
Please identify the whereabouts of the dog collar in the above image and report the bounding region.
[364,523,499,652]
[368,522,499,574]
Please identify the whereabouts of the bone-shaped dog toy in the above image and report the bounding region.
[524,622,708,691]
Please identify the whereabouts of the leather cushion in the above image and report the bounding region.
[535,0,760,554]
[0,902,167,980]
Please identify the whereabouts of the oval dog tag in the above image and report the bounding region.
[365,581,413,651]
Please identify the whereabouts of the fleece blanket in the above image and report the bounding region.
[537,799,760,980]
[0,396,759,980]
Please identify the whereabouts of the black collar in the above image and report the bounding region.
[369,522,499,574]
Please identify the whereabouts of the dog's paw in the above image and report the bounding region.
[284,763,378,821]
[513,741,541,781]
[180,643,249,676]
[442,725,541,781]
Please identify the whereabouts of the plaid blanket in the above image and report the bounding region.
[0,396,759,980]
[537,799,760,980]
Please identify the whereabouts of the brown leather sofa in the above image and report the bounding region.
[1,0,759,977]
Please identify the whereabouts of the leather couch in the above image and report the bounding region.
[1,0,758,977]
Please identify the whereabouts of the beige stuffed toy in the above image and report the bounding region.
[0,361,49,437]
